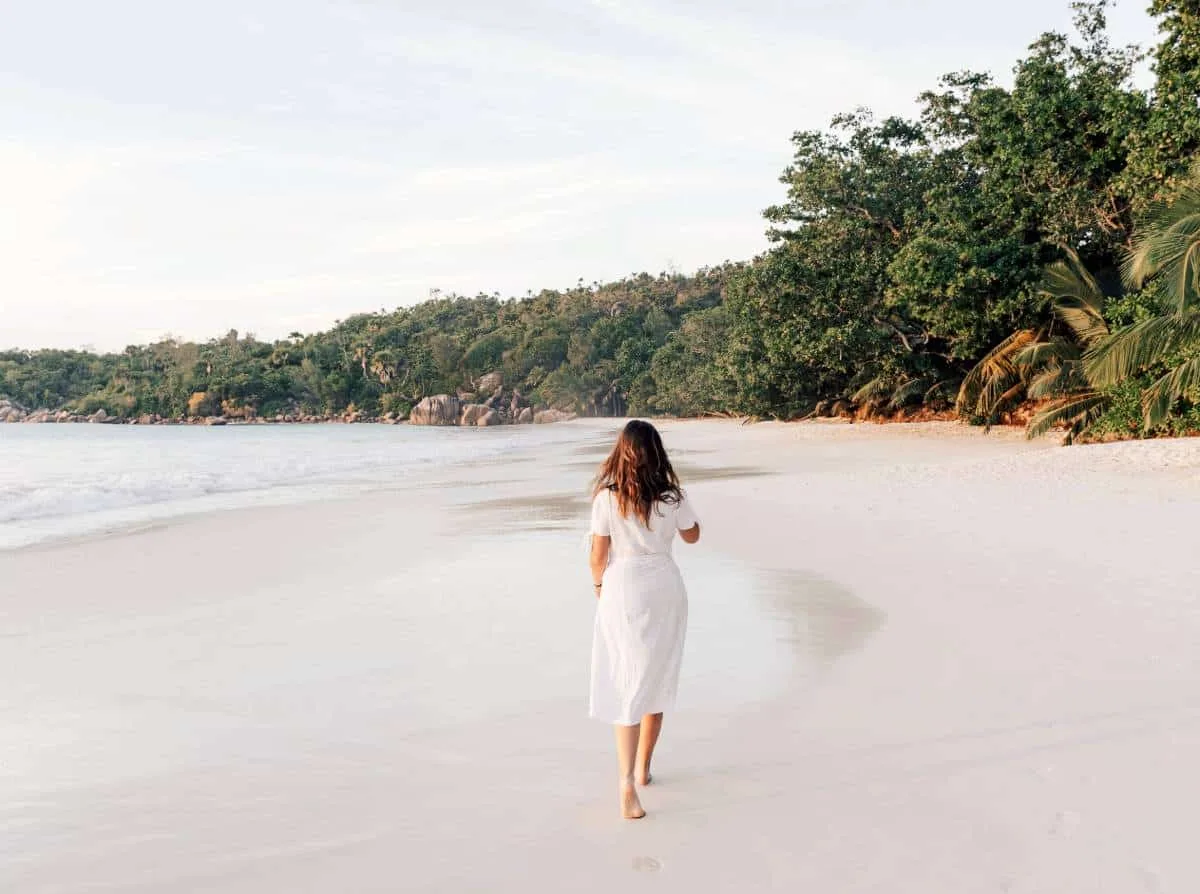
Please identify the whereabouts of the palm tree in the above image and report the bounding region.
[370,349,397,386]
[1020,253,1111,442]
[957,248,1112,441]
[852,373,955,418]
[1085,161,1200,429]
[956,328,1041,428]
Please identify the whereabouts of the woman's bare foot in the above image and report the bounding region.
[621,782,646,819]
[636,767,652,786]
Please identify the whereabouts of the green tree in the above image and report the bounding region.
[1122,0,1200,207]
[1086,163,1200,428]
[725,112,934,417]
[649,306,735,415]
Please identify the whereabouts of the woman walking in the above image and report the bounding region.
[588,420,701,819]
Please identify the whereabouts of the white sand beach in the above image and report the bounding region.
[3,419,1199,892]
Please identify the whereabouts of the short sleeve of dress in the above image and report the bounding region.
[590,491,612,536]
[675,492,699,531]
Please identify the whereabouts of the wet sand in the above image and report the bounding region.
[2,419,1199,892]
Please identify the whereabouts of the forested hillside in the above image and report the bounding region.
[5,1,1200,439]
[2,269,732,419]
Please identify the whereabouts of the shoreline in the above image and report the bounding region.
[7,416,1200,557]
[5,408,1198,448]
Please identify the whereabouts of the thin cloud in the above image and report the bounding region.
[0,0,1164,350]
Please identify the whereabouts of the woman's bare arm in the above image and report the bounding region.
[590,534,611,596]
[679,523,700,544]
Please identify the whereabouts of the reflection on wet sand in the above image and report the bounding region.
[464,493,590,531]
[756,569,886,670]
[568,439,622,456]
[675,463,774,483]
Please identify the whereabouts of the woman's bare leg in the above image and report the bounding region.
[614,723,645,819]
[636,713,663,785]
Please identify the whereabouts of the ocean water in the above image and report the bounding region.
[0,423,588,550]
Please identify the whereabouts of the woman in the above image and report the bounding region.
[588,420,701,820]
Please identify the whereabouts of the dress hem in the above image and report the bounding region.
[588,702,675,726]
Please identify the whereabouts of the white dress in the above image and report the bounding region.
[589,488,699,725]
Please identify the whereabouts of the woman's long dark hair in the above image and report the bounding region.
[593,420,682,526]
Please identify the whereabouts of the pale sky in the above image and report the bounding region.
[0,0,1161,351]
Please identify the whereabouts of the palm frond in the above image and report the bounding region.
[1083,311,1200,388]
[1025,392,1109,442]
[924,379,956,404]
[1014,339,1079,370]
[1027,361,1088,399]
[1042,248,1104,313]
[1123,159,1200,312]
[888,376,934,409]
[1051,296,1109,347]
[1039,247,1109,345]
[956,329,1039,422]
[1141,356,1200,430]
[851,376,892,406]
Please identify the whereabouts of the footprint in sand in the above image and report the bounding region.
[632,856,662,873]
[1049,810,1080,837]
[1135,865,1163,893]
